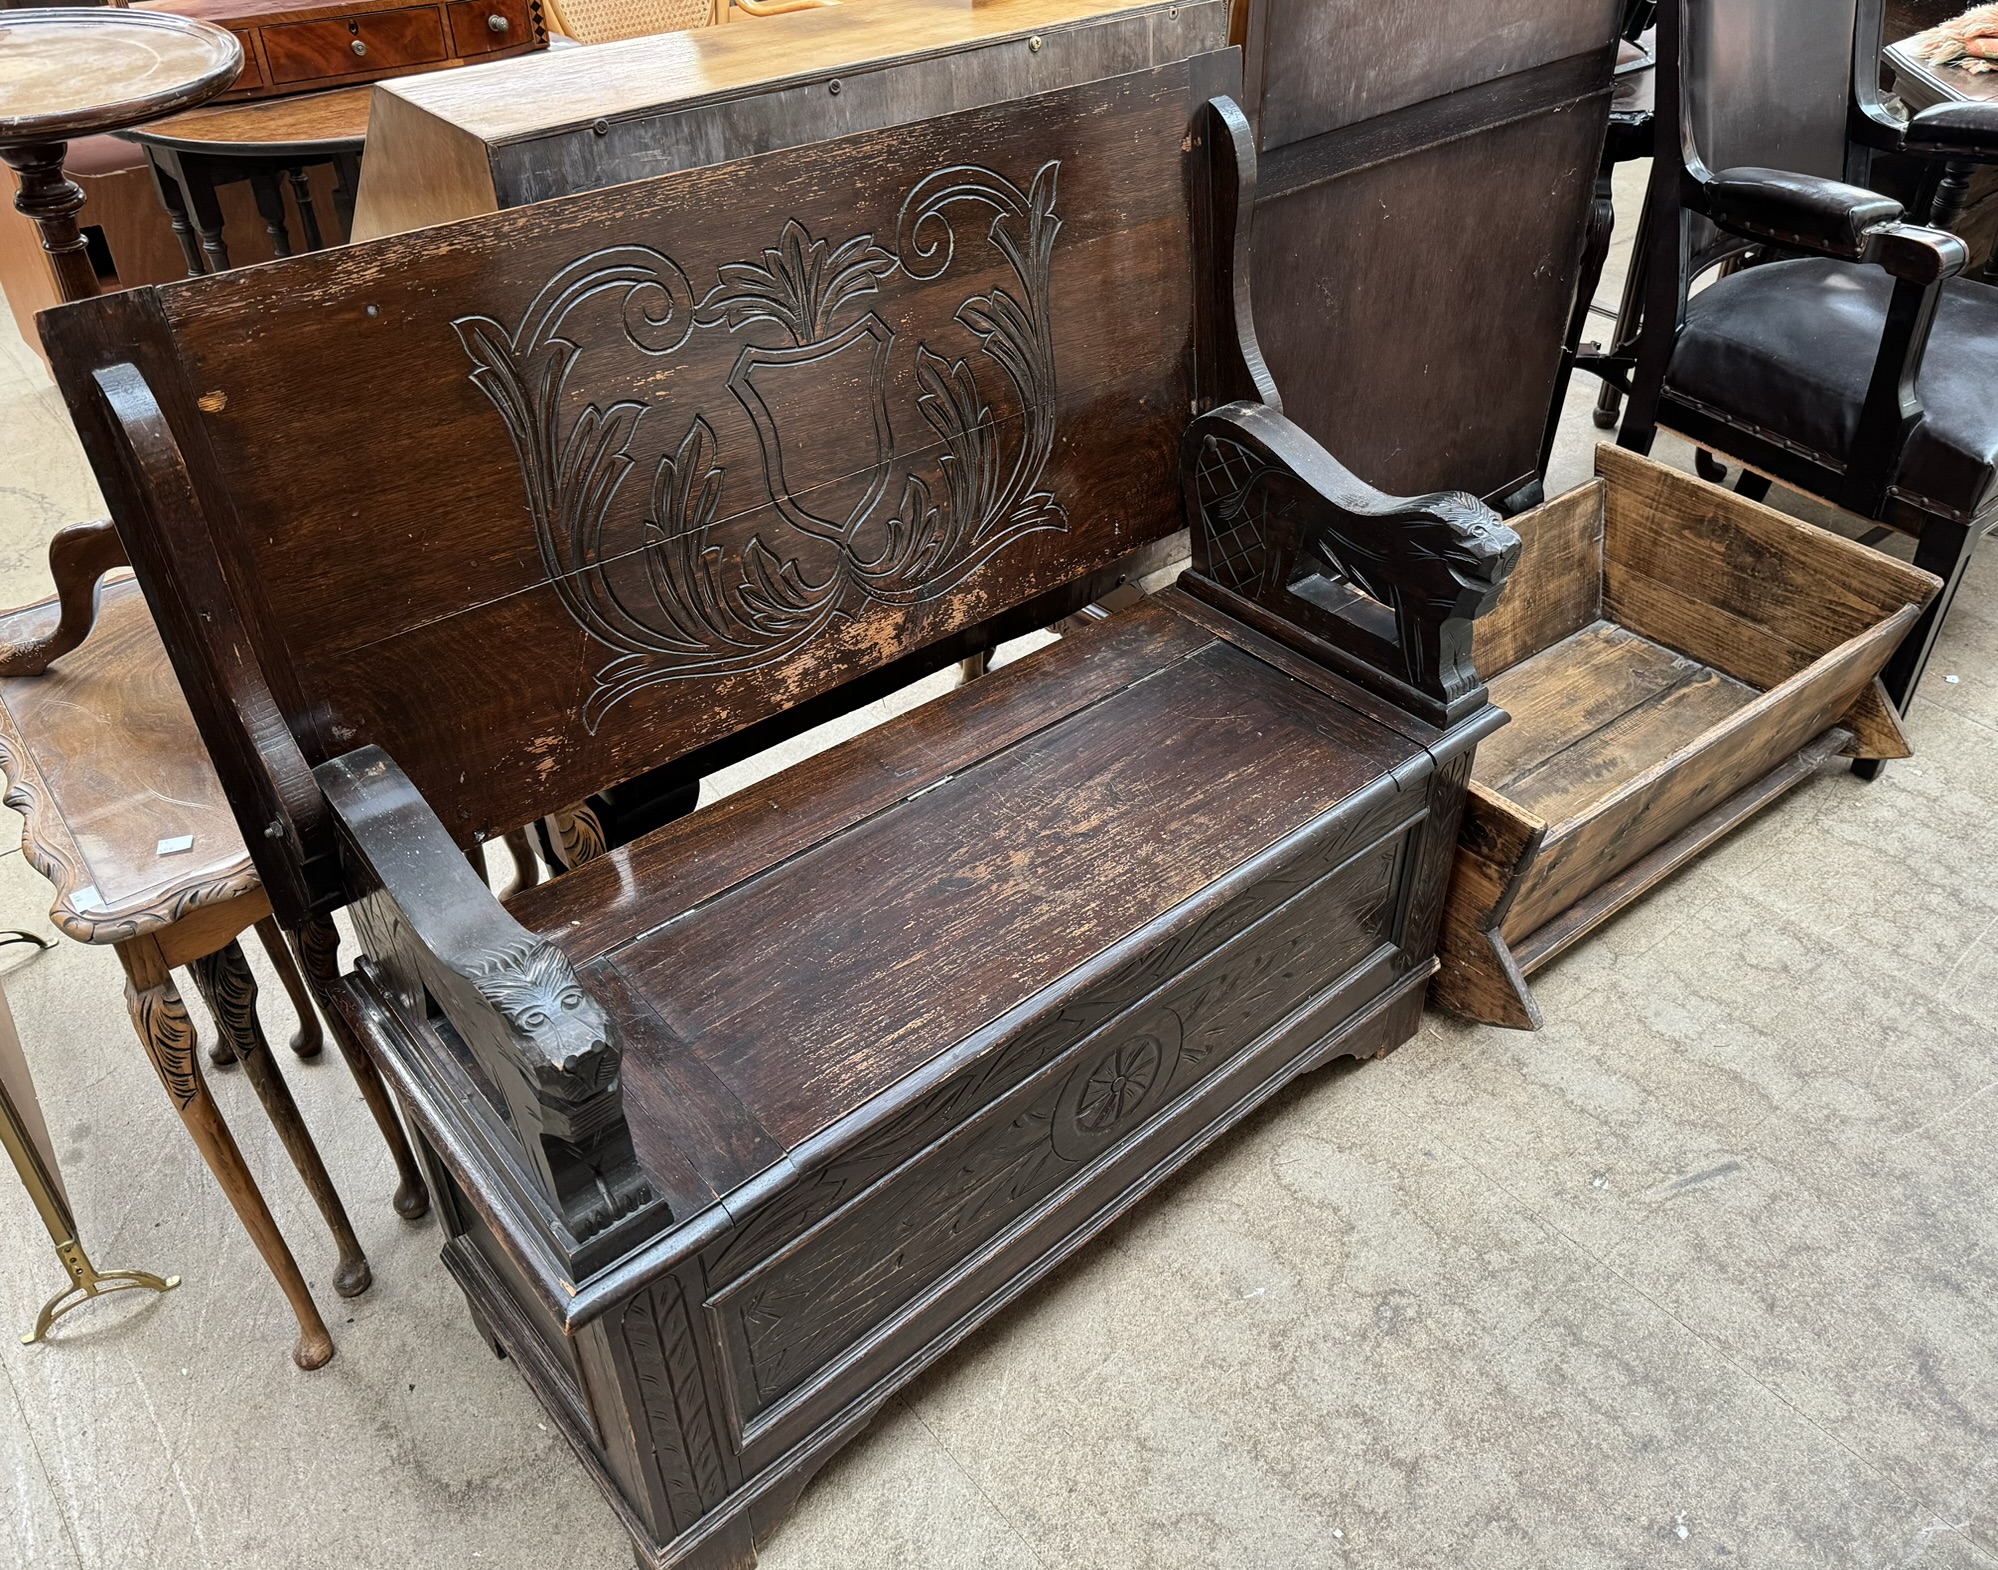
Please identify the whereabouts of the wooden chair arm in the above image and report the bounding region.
[1180,400,1521,726]
[0,519,126,677]
[317,745,660,1244]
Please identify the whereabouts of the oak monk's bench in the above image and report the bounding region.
[44,53,1520,1569]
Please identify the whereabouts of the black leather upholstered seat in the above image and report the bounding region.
[1669,258,1998,521]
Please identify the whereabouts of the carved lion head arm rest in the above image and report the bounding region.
[1180,399,1522,727]
[317,746,660,1246]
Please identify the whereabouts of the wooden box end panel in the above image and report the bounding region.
[695,794,1421,1458]
[1471,477,1606,682]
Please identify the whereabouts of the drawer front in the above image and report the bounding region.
[228,31,265,92]
[263,6,447,84]
[708,811,1413,1442]
[448,0,530,55]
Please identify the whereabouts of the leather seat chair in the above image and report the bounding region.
[1620,0,1998,756]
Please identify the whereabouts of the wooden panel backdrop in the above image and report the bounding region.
[65,58,1230,847]
[1238,0,1619,506]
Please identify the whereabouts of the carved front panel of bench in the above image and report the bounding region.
[686,794,1420,1450]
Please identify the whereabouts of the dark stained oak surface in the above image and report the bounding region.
[128,61,1214,843]
[602,614,1422,1148]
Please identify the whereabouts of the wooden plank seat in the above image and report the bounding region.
[43,53,1521,1567]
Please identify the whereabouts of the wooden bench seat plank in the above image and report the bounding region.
[607,634,1420,1149]
[509,598,1216,961]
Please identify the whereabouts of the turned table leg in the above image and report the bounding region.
[116,934,334,1370]
[255,916,323,1060]
[188,939,370,1300]
[0,140,98,303]
[294,915,430,1221]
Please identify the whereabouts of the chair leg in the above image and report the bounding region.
[116,935,334,1370]
[1734,470,1771,503]
[1539,159,1618,477]
[189,940,371,1301]
[254,915,323,1059]
[1697,450,1729,483]
[1881,516,1977,712]
[294,916,430,1221]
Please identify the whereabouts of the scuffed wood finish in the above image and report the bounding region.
[51,63,1217,884]
[353,0,1228,239]
[1430,449,1942,1029]
[1238,0,1619,505]
[53,62,1519,1565]
[1250,0,1622,145]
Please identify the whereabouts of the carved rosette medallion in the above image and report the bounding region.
[1049,1016,1183,1161]
[456,160,1069,730]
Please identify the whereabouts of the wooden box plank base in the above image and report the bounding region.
[1430,448,1943,1030]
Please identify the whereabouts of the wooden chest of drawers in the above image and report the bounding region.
[134,0,548,101]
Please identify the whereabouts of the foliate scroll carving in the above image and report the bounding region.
[1183,403,1521,725]
[456,161,1068,731]
[127,974,200,1112]
[618,1273,728,1537]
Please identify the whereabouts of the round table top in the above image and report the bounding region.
[125,83,372,157]
[0,8,242,145]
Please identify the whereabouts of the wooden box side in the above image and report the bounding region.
[1502,607,1919,941]
[1470,477,1605,681]
[1595,445,1943,693]
[1429,779,1547,1030]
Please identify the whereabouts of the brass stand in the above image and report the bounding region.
[0,1065,177,1344]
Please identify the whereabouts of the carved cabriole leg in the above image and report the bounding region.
[0,141,97,303]
[254,915,324,1059]
[115,934,335,1370]
[503,828,541,893]
[189,939,372,1300]
[294,915,430,1220]
[544,801,609,871]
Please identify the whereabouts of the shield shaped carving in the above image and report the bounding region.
[728,313,897,546]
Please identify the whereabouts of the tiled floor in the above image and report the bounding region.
[1,162,1995,1569]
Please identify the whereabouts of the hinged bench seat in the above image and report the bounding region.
[330,589,1461,1556]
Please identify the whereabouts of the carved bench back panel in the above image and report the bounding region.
[118,59,1222,842]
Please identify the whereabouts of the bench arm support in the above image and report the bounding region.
[1181,401,1521,726]
[317,746,657,1243]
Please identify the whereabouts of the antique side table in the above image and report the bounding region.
[0,565,430,1368]
[122,85,369,273]
[0,7,242,299]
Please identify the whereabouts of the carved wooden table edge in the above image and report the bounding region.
[0,563,432,1369]
[0,705,261,945]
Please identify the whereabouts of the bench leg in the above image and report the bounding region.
[117,934,335,1370]
[295,915,431,1221]
[189,939,372,1301]
[255,915,323,1060]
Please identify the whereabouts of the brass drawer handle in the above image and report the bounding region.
[487,12,509,30]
